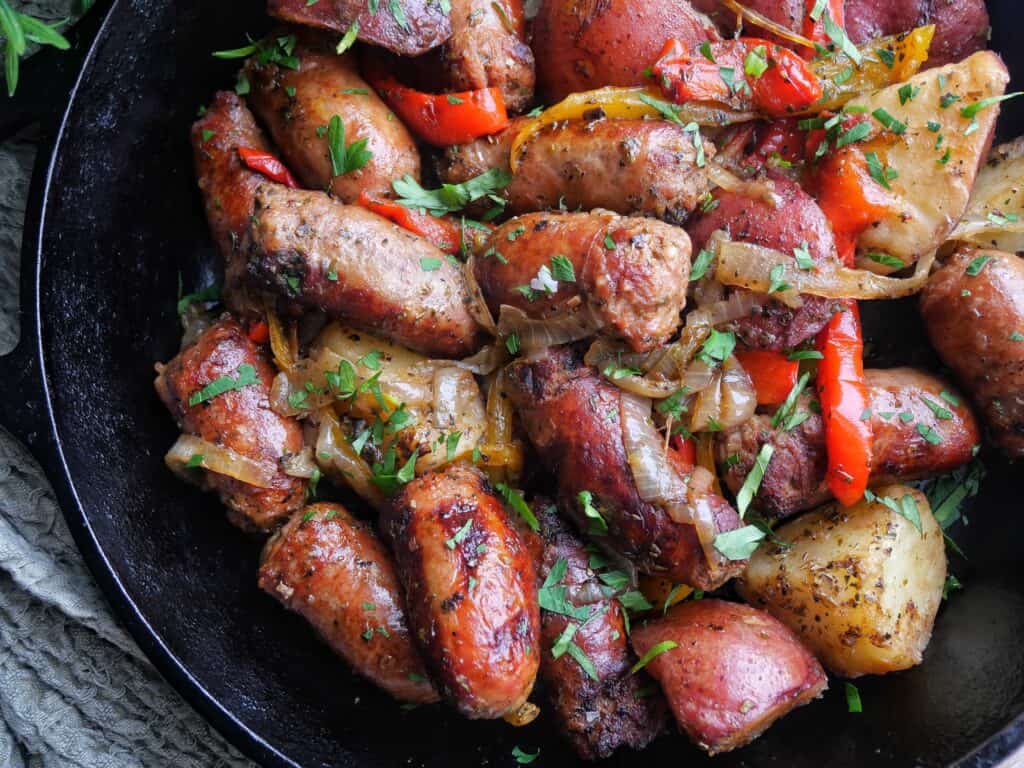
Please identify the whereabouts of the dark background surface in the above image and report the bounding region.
[1,0,1023,765]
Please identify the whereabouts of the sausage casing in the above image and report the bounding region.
[246,184,486,358]
[507,346,745,590]
[246,44,420,203]
[476,212,691,352]
[920,247,1024,458]
[382,464,540,719]
[259,503,439,703]
[154,317,306,530]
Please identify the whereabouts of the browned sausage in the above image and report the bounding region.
[715,367,981,518]
[245,44,420,203]
[267,0,451,56]
[631,599,827,755]
[191,91,270,316]
[245,184,486,359]
[535,505,666,759]
[686,171,838,351]
[259,503,439,703]
[506,345,745,590]
[438,117,715,221]
[476,212,691,353]
[381,463,540,719]
[154,318,306,531]
[442,0,535,114]
[920,247,1024,458]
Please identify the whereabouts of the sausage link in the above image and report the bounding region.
[259,503,439,703]
[477,212,691,352]
[438,118,714,221]
[442,0,535,113]
[381,464,540,718]
[535,506,666,759]
[715,367,981,517]
[246,43,420,203]
[191,91,270,316]
[246,184,486,359]
[154,317,306,530]
[920,247,1024,458]
[507,345,745,590]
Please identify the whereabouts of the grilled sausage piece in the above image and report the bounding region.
[259,503,439,703]
[382,464,540,719]
[535,506,666,760]
[154,318,306,531]
[507,346,745,590]
[631,599,827,755]
[686,171,838,351]
[715,368,980,518]
[442,0,535,114]
[920,247,1024,458]
[246,45,420,203]
[246,184,486,359]
[476,212,691,353]
[191,91,270,316]
[438,118,715,221]
[267,0,451,56]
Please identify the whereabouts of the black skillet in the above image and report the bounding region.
[1,1,1023,765]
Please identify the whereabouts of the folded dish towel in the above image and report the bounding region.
[0,88,254,768]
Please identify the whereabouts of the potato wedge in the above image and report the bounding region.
[631,599,826,755]
[845,51,1010,272]
[737,485,947,678]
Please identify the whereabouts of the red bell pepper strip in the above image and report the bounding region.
[359,191,483,255]
[670,435,697,465]
[652,37,823,117]
[735,350,800,405]
[247,320,270,344]
[815,302,871,506]
[802,0,846,53]
[367,74,509,147]
[237,147,299,188]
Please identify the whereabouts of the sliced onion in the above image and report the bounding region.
[165,434,276,488]
[179,303,214,349]
[316,409,387,512]
[496,304,602,355]
[585,328,716,399]
[282,446,318,479]
[688,290,768,328]
[448,343,508,375]
[719,0,817,50]
[432,366,462,430]
[695,434,723,496]
[689,355,756,433]
[267,309,297,372]
[950,136,1024,252]
[463,256,498,335]
[707,162,782,209]
[713,233,938,306]
[503,701,540,727]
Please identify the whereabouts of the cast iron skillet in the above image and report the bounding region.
[2,1,1024,765]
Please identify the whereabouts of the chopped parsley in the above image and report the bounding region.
[392,168,512,215]
[630,640,678,674]
[188,364,258,406]
[495,483,540,532]
[735,443,774,518]
[578,490,608,534]
[690,248,714,281]
[714,524,767,560]
[697,329,736,367]
[327,115,372,177]
[550,254,576,282]
[335,20,359,54]
[445,519,473,550]
[845,682,863,713]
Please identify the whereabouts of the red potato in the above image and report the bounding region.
[382,464,540,719]
[531,0,719,102]
[631,599,827,755]
[259,503,439,703]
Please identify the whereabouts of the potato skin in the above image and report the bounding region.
[736,485,947,678]
[154,318,306,531]
[631,599,827,755]
[477,211,691,352]
[381,464,540,719]
[532,0,718,102]
[245,44,420,203]
[258,503,439,703]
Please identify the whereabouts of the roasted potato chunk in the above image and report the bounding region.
[737,485,947,678]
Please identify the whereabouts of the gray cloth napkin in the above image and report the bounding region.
[0,11,256,765]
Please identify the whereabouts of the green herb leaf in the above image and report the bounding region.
[392,168,512,215]
[845,682,863,713]
[336,20,359,53]
[690,248,714,281]
[550,254,576,282]
[943,574,963,599]
[713,524,767,560]
[177,283,220,314]
[511,746,540,765]
[186,453,204,468]
[188,364,258,406]
[772,372,811,432]
[744,45,768,78]
[735,443,774,518]
[836,121,871,148]
[866,251,904,268]
[768,264,792,294]
[327,115,373,176]
[567,641,599,680]
[638,92,684,125]
[420,256,442,272]
[966,254,993,276]
[960,92,1023,119]
[630,640,678,674]
[793,242,816,270]
[872,108,906,134]
[787,349,823,361]
[824,12,862,64]
[699,40,715,62]
[697,329,736,367]
[578,490,608,534]
[445,519,473,550]
[494,483,540,532]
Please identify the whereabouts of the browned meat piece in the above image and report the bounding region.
[259,503,439,703]
[442,0,535,114]
[631,599,827,755]
[267,0,451,56]
[920,247,1024,458]
[154,318,306,530]
[191,91,271,316]
[715,368,981,517]
[381,464,540,719]
[476,212,691,353]
[245,184,486,359]
[535,505,666,760]
[531,0,719,102]
[689,0,803,43]
[438,117,715,221]
[245,44,420,203]
[687,171,838,351]
[506,345,745,590]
